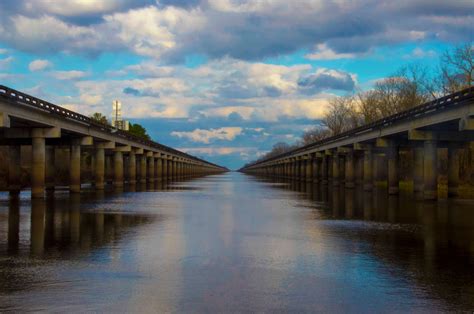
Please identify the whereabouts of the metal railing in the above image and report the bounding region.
[0,85,225,169]
[242,86,474,169]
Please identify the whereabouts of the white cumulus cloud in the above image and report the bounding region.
[28,59,52,72]
[305,44,357,60]
[51,70,88,80]
[171,127,243,144]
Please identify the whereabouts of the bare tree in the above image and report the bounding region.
[301,127,331,145]
[357,64,434,123]
[323,95,361,135]
[439,42,474,94]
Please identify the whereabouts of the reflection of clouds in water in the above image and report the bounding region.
[126,194,187,312]
[219,203,233,248]
[1,174,474,312]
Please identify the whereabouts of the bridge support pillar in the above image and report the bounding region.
[305,156,313,182]
[95,146,105,190]
[423,140,438,200]
[8,145,21,196]
[114,151,124,188]
[162,157,168,180]
[387,141,399,195]
[31,133,46,198]
[413,147,424,194]
[128,150,136,185]
[313,157,319,183]
[448,144,460,197]
[105,155,112,184]
[70,141,81,193]
[374,153,386,188]
[363,147,373,191]
[148,155,155,183]
[332,154,339,186]
[345,150,355,188]
[155,155,163,181]
[140,154,147,184]
[322,154,328,184]
[45,146,55,192]
[172,159,177,179]
[166,159,172,180]
[355,153,363,185]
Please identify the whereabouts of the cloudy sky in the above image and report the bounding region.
[0,0,472,169]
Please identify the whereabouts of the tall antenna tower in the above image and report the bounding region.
[111,100,129,130]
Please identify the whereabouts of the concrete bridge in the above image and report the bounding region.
[240,87,474,200]
[0,85,227,198]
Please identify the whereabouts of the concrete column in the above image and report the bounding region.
[168,159,173,179]
[374,153,386,188]
[305,157,313,182]
[322,155,328,184]
[31,133,46,198]
[156,157,163,181]
[345,150,355,188]
[95,146,105,189]
[70,141,81,193]
[355,154,363,185]
[128,151,136,184]
[312,158,318,182]
[162,158,168,179]
[298,159,305,180]
[295,160,300,178]
[8,145,21,195]
[363,148,373,191]
[413,147,424,193]
[173,160,177,179]
[105,155,112,184]
[140,155,147,183]
[113,151,124,188]
[448,145,460,197]
[148,156,155,182]
[177,161,182,178]
[45,146,55,192]
[387,142,399,195]
[423,140,438,200]
[332,154,339,186]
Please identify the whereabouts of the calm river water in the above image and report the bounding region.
[0,172,473,312]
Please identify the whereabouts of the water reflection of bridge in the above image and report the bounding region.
[257,177,474,311]
[0,192,156,258]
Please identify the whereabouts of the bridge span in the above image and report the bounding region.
[240,87,474,200]
[0,85,227,198]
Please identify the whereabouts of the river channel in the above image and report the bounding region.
[0,172,472,312]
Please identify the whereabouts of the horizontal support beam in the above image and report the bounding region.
[459,116,474,131]
[5,127,61,138]
[114,145,131,152]
[97,141,115,149]
[408,129,474,141]
[73,136,93,146]
[0,112,10,128]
